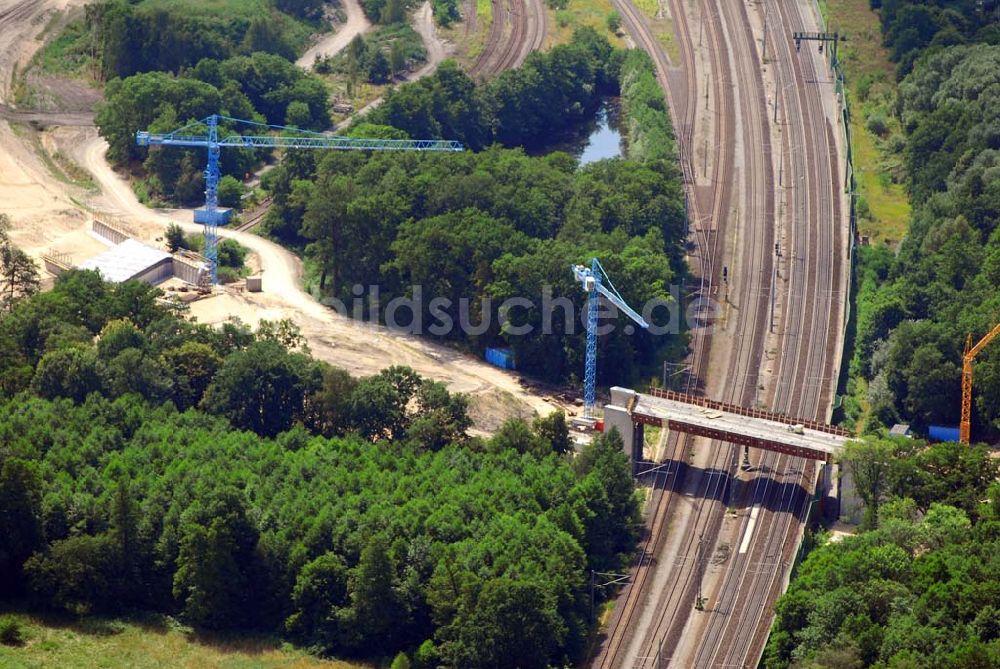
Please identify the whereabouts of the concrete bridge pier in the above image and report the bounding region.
[605,387,643,462]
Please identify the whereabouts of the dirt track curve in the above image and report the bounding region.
[296,0,372,70]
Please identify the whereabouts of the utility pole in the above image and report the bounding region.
[695,532,705,610]
[590,570,630,624]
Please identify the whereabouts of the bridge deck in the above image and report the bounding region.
[631,392,852,462]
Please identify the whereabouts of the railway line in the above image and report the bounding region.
[470,0,547,76]
[594,0,773,664]
[594,0,845,666]
[689,2,845,664]
[233,196,274,232]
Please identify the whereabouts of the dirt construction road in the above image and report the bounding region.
[296,0,372,70]
[335,1,452,129]
[410,1,450,79]
[77,135,559,431]
[0,0,559,431]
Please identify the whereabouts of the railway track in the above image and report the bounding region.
[594,0,845,666]
[469,0,546,77]
[696,1,844,664]
[593,0,771,664]
[688,1,844,666]
[233,196,274,232]
[610,0,775,666]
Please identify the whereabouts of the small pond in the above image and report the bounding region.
[544,97,625,165]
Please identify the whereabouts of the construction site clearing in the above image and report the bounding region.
[39,216,268,310]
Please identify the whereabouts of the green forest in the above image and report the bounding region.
[764,437,1000,667]
[82,0,321,79]
[96,51,331,205]
[260,34,689,388]
[848,1,1000,439]
[0,270,641,667]
[769,3,1000,666]
[91,24,690,390]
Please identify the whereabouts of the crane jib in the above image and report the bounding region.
[134,115,464,288]
[135,131,462,152]
[572,259,652,419]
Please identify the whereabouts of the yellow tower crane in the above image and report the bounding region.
[960,322,1000,444]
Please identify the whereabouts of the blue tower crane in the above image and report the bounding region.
[137,114,463,284]
[572,258,650,419]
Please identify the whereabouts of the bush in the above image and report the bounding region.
[607,12,621,34]
[865,110,889,137]
[217,175,245,210]
[216,266,242,284]
[856,193,872,221]
[24,533,119,615]
[165,223,188,253]
[856,73,874,102]
[887,132,905,154]
[0,615,25,646]
[217,238,248,269]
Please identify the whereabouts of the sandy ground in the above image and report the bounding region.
[0,0,89,260]
[0,0,82,104]
[411,1,451,79]
[0,0,559,432]
[335,1,453,128]
[76,133,561,431]
[296,0,372,70]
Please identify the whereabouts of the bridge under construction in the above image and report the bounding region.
[604,387,853,464]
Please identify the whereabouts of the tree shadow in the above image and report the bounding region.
[1,606,170,638]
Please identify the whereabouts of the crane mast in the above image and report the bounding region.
[137,114,462,285]
[960,321,1000,444]
[572,258,650,419]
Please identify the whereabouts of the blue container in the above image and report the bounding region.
[485,347,516,370]
[928,425,961,442]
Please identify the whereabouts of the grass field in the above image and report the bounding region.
[631,0,658,18]
[827,0,910,245]
[477,0,492,26]
[0,611,368,669]
[621,0,678,65]
[548,0,623,48]
[137,0,272,18]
